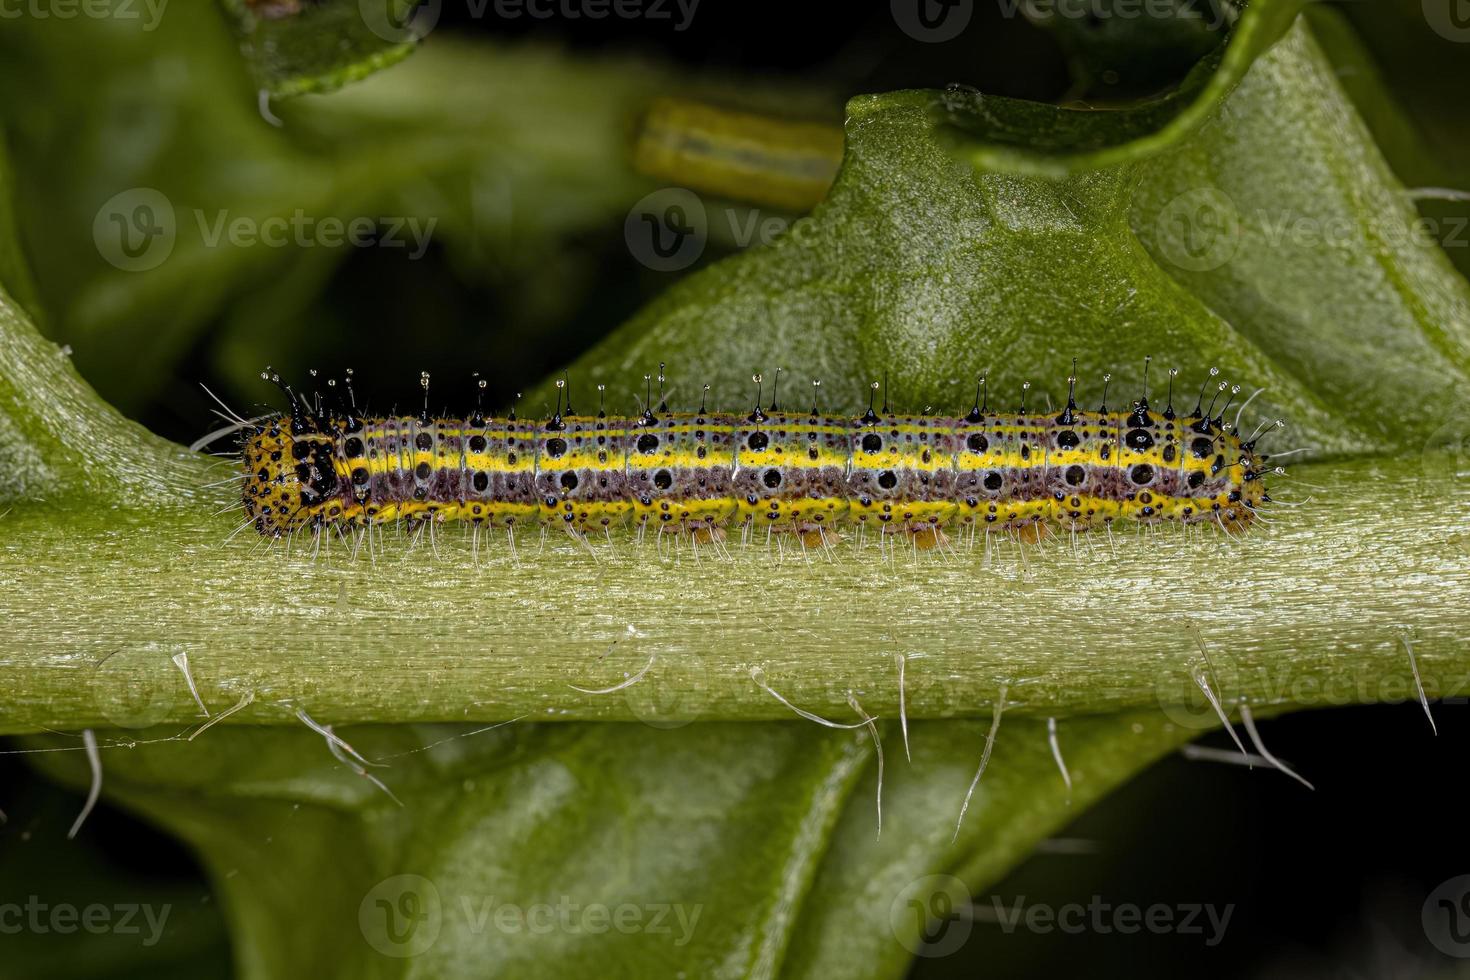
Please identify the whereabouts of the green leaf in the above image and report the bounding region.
[21,711,1191,979]
[1022,0,1230,100]
[1129,21,1470,448]
[0,768,230,978]
[0,127,43,327]
[0,14,669,415]
[932,0,1307,176]
[0,141,197,506]
[1330,0,1470,180]
[781,713,1192,979]
[0,0,325,415]
[1301,3,1470,283]
[545,20,1470,456]
[217,0,424,98]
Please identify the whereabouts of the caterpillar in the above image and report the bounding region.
[238,361,1277,548]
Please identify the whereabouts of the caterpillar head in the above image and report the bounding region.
[1226,441,1271,533]
[240,416,339,537]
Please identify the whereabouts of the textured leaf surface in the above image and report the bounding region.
[24,712,1190,979]
[542,23,1470,456]
[217,0,423,98]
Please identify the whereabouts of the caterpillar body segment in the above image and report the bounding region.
[241,382,1271,544]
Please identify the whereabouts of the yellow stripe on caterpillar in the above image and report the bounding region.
[240,366,1275,545]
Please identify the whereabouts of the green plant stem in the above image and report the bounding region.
[1,453,1464,735]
